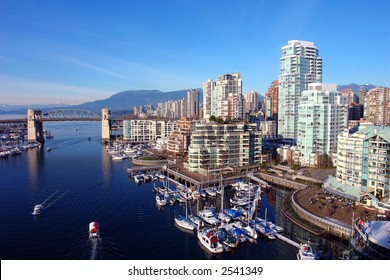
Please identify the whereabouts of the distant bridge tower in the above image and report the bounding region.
[101,108,111,143]
[27,108,45,143]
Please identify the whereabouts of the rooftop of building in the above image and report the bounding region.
[357,125,390,142]
[324,176,362,201]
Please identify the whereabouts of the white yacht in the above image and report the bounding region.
[197,228,224,254]
[297,243,317,260]
[112,154,128,160]
[198,209,219,226]
[134,175,144,184]
[155,194,167,206]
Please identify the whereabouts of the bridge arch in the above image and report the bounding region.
[42,109,101,121]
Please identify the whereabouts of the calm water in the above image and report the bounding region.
[0,121,348,260]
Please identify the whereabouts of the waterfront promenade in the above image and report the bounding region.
[136,149,380,240]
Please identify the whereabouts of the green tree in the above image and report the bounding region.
[209,115,216,122]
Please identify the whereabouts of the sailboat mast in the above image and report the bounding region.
[220,174,223,214]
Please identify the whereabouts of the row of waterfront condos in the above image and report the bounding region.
[121,40,389,210]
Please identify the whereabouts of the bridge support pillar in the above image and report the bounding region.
[101,108,111,143]
[27,109,45,143]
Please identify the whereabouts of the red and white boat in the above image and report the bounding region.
[89,221,100,238]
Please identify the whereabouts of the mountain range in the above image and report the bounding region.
[1,83,382,114]
[71,89,201,113]
[337,83,379,92]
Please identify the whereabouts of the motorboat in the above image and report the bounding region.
[218,212,231,223]
[32,204,43,216]
[156,194,167,206]
[197,228,224,254]
[297,243,317,260]
[191,190,201,200]
[142,174,151,182]
[216,227,239,249]
[47,147,52,152]
[173,193,187,203]
[112,154,128,160]
[134,175,144,184]
[199,189,207,198]
[225,208,245,221]
[205,187,217,197]
[198,209,219,226]
[225,224,248,244]
[89,221,100,238]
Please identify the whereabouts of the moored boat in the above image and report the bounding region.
[175,215,196,231]
[198,208,219,226]
[156,194,167,206]
[350,219,390,260]
[134,175,144,184]
[197,228,224,254]
[297,243,317,260]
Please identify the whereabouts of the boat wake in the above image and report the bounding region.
[40,190,60,206]
[90,238,100,260]
[43,191,69,209]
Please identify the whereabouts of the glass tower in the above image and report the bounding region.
[278,40,322,143]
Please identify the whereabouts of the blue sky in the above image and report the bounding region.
[1,0,389,105]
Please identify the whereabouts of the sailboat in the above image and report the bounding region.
[174,197,196,231]
[253,208,276,239]
[217,174,231,223]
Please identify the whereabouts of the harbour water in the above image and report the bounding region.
[0,120,349,260]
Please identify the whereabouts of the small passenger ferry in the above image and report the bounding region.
[32,204,43,216]
[89,221,100,239]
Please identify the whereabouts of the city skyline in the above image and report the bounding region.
[1,0,389,105]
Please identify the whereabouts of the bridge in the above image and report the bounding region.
[41,109,102,121]
[0,108,119,143]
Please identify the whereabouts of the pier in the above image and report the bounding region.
[126,163,308,192]
[273,233,300,249]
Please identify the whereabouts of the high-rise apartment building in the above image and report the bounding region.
[297,83,348,166]
[278,40,322,143]
[203,79,214,120]
[264,80,278,121]
[341,88,355,104]
[325,126,390,204]
[188,123,262,174]
[205,73,243,120]
[348,103,364,121]
[244,90,259,115]
[123,120,177,143]
[166,118,196,157]
[186,89,200,120]
[364,87,390,126]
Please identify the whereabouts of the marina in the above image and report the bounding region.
[0,121,361,260]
